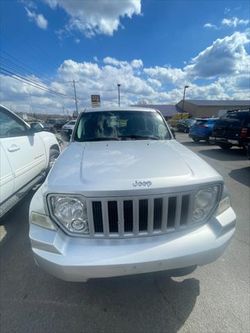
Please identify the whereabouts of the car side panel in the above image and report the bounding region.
[0,142,14,203]
[1,135,45,192]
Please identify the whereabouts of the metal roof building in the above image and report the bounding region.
[176,99,250,117]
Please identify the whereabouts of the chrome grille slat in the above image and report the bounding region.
[117,200,124,236]
[174,195,182,229]
[133,199,139,235]
[101,201,109,236]
[86,200,95,236]
[161,197,169,231]
[147,198,154,234]
[90,192,195,238]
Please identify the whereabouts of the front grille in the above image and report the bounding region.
[88,192,194,238]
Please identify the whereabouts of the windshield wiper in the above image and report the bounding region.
[119,134,160,140]
[84,137,120,141]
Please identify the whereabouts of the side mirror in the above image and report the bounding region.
[61,129,71,142]
[30,122,44,133]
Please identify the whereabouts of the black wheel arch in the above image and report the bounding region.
[50,144,60,152]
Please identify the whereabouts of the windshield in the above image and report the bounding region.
[74,111,171,142]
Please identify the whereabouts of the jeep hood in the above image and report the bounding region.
[47,140,222,195]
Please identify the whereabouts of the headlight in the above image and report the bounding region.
[49,195,89,234]
[192,185,220,223]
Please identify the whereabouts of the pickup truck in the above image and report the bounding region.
[29,107,236,282]
[0,105,60,218]
[211,109,250,155]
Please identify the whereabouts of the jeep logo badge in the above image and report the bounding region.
[132,180,152,188]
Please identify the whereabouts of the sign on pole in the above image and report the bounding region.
[91,95,101,107]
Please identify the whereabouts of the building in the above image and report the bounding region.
[176,100,250,118]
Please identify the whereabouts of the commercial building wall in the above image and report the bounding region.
[176,101,250,118]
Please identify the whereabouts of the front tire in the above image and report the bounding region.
[192,138,200,142]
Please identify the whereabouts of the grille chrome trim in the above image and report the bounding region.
[101,201,109,237]
[89,191,196,238]
[161,197,169,232]
[147,197,154,234]
[174,195,182,230]
[133,198,139,235]
[117,200,124,236]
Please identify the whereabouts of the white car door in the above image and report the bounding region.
[0,142,14,204]
[0,107,46,193]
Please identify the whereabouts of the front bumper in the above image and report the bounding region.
[210,137,240,146]
[30,208,236,282]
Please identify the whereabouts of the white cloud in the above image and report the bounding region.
[131,59,143,68]
[204,23,218,29]
[43,0,141,37]
[58,59,101,79]
[204,16,249,30]
[147,78,162,88]
[103,57,128,67]
[144,66,186,85]
[103,57,143,69]
[185,31,250,79]
[25,7,48,30]
[222,17,249,27]
[1,30,250,114]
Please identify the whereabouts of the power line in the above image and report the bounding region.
[0,66,74,99]
[1,50,51,83]
[0,57,38,80]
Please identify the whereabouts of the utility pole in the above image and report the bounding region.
[73,80,79,116]
[117,83,121,107]
[182,85,189,112]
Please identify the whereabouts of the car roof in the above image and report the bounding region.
[82,106,158,114]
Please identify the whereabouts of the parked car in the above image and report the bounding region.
[43,119,57,133]
[62,120,76,133]
[210,110,250,152]
[53,119,67,131]
[189,118,218,142]
[176,118,196,133]
[0,105,60,219]
[29,107,236,282]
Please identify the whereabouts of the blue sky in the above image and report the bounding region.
[0,0,250,113]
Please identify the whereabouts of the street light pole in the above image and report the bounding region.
[117,84,121,107]
[182,85,189,112]
[73,80,79,116]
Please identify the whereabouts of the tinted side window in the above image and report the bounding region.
[0,109,27,138]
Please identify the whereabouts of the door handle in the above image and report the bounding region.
[8,144,20,152]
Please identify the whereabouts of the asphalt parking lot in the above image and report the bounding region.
[0,133,249,333]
